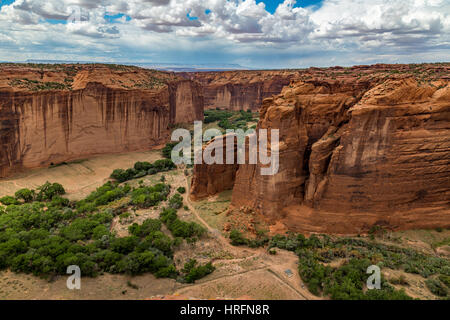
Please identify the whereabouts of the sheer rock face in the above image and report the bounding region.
[0,65,203,177]
[190,64,450,233]
[316,78,450,213]
[183,71,297,111]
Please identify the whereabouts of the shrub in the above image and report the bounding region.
[177,187,186,194]
[203,110,233,124]
[160,208,178,224]
[153,159,175,171]
[130,184,169,208]
[36,182,65,201]
[92,225,109,240]
[169,219,205,238]
[80,182,130,209]
[131,192,162,208]
[110,169,130,182]
[128,219,162,238]
[154,264,177,278]
[169,193,183,209]
[0,196,19,206]
[134,161,153,171]
[137,231,174,256]
[49,195,69,208]
[110,236,139,254]
[182,259,215,283]
[160,207,205,239]
[76,201,96,213]
[15,188,34,202]
[60,218,101,241]
[247,238,269,248]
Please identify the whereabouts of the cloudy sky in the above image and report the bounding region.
[0,0,449,68]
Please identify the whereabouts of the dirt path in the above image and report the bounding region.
[181,172,316,300]
[183,174,251,255]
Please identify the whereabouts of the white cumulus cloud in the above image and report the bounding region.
[0,0,448,67]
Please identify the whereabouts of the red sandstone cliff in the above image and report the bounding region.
[0,64,203,177]
[190,63,450,233]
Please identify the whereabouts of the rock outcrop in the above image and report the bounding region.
[190,133,239,200]
[190,63,450,233]
[0,64,203,177]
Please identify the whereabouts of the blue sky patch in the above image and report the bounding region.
[42,18,67,25]
[0,0,15,10]
[257,0,323,14]
[104,13,131,23]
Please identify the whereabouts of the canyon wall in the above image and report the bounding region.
[183,70,298,111]
[190,64,450,233]
[0,65,203,177]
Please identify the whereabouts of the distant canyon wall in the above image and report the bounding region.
[183,71,297,111]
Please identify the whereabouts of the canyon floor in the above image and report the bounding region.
[0,149,448,300]
[0,150,313,300]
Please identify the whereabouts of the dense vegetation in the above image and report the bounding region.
[160,208,205,240]
[229,229,269,248]
[110,159,175,183]
[0,162,212,283]
[266,234,450,300]
[204,109,258,131]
